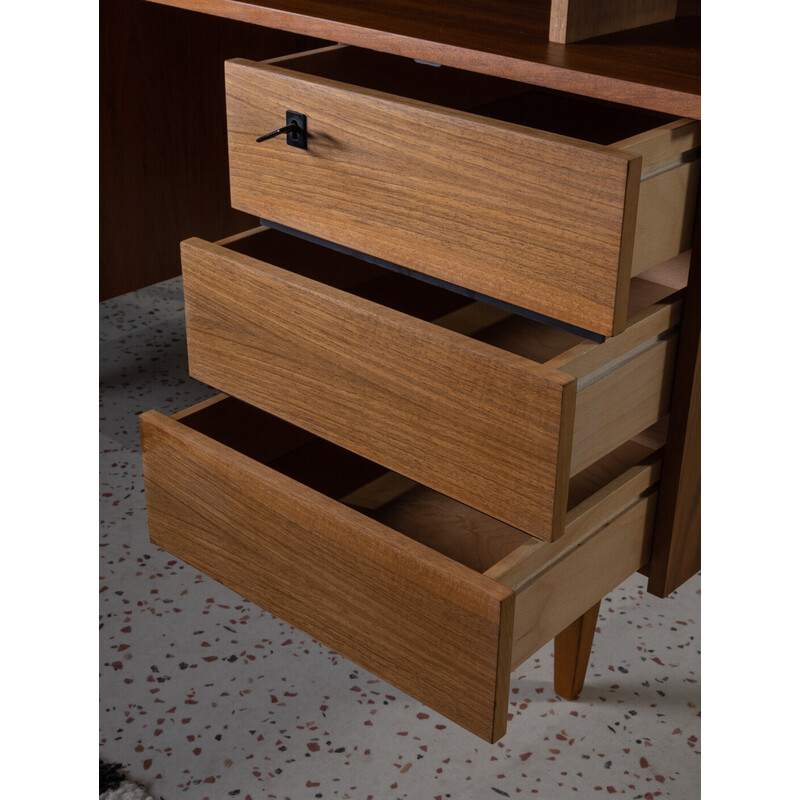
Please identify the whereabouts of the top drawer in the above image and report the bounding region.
[225,46,699,337]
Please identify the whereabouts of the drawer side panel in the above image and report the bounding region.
[630,160,699,276]
[510,492,657,668]
[571,335,678,474]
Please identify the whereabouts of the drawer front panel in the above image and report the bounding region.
[225,58,642,336]
[182,237,576,541]
[140,408,515,743]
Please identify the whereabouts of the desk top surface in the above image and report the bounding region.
[145,0,700,118]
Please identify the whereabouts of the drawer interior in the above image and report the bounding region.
[270,46,675,145]
[226,226,687,379]
[178,394,663,575]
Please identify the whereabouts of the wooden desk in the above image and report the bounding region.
[120,0,700,741]
[144,0,700,116]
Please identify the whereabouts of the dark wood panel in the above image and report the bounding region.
[143,0,700,117]
[549,0,677,44]
[99,0,324,299]
[647,204,700,597]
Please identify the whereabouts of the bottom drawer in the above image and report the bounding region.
[140,395,662,742]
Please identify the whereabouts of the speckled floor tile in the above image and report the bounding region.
[100,276,700,800]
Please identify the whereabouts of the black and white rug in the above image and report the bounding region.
[100,762,153,800]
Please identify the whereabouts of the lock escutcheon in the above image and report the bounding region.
[256,110,307,149]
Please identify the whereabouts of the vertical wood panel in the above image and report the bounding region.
[647,207,700,597]
[549,0,678,44]
[100,0,323,299]
[630,161,700,276]
[571,336,678,475]
[509,494,656,668]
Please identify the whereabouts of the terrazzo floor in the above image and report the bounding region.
[100,276,701,800]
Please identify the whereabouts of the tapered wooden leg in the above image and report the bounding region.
[553,601,601,700]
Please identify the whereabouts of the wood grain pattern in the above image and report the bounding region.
[547,294,684,378]
[553,601,601,700]
[549,0,677,44]
[182,229,685,538]
[99,0,321,299]
[616,119,700,170]
[508,491,657,668]
[346,441,660,577]
[484,448,661,669]
[225,56,642,336]
[453,106,699,282]
[617,119,700,277]
[140,394,663,739]
[482,292,683,477]
[485,453,661,589]
[568,441,660,509]
[225,50,699,333]
[369,487,533,573]
[560,296,681,475]
[570,334,678,474]
[647,210,701,596]
[143,0,700,117]
[629,161,700,276]
[630,250,691,303]
[261,44,538,112]
[174,394,390,497]
[140,408,515,742]
[340,471,420,511]
[182,236,576,540]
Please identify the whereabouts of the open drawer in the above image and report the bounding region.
[225,45,699,337]
[182,226,687,540]
[140,394,663,743]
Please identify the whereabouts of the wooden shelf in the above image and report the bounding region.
[144,0,699,118]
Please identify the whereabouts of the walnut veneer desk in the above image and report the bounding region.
[127,0,700,743]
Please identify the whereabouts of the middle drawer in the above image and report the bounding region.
[182,227,685,541]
